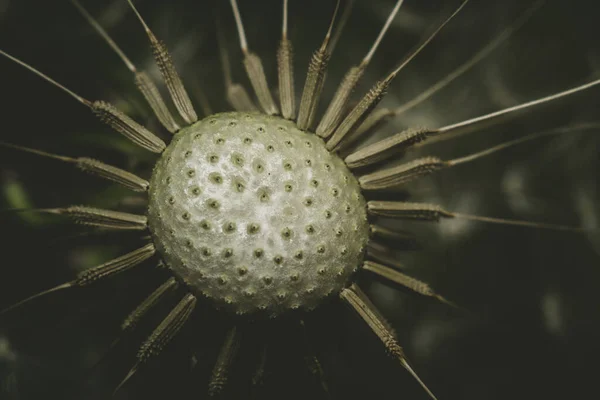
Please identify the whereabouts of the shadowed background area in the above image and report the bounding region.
[0,0,599,399]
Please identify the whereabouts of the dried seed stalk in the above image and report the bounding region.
[0,243,155,316]
[252,344,268,387]
[344,283,396,338]
[243,52,279,115]
[0,50,168,153]
[363,261,457,308]
[77,158,149,192]
[217,19,258,112]
[316,65,365,138]
[359,157,447,190]
[297,48,331,130]
[70,0,135,71]
[0,49,90,105]
[328,0,354,53]
[227,84,260,113]
[299,320,329,394]
[92,101,166,153]
[137,293,196,361]
[352,122,599,179]
[47,206,147,230]
[71,0,180,133]
[150,38,198,124]
[366,241,405,271]
[326,76,393,151]
[134,72,181,133]
[367,201,452,221]
[445,123,600,166]
[385,0,470,80]
[348,107,395,147]
[369,224,417,248]
[317,0,405,138]
[345,127,435,169]
[121,277,178,332]
[393,0,547,117]
[368,202,590,232]
[277,0,295,119]
[430,78,600,145]
[76,243,155,286]
[115,293,197,394]
[278,39,295,119]
[0,141,148,191]
[327,0,469,151]
[127,0,198,124]
[209,326,241,397]
[230,0,279,115]
[340,284,438,400]
[296,0,341,130]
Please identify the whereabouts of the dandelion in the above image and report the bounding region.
[0,0,598,399]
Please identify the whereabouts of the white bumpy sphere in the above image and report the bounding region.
[148,112,369,316]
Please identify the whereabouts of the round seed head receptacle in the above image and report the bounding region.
[148,112,369,316]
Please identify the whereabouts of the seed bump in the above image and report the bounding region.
[200,220,211,230]
[210,173,223,184]
[247,223,260,234]
[224,222,237,233]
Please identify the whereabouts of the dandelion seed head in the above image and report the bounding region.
[0,0,599,398]
[148,112,369,315]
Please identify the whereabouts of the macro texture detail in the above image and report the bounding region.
[148,112,369,316]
